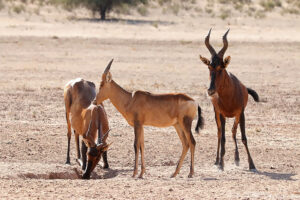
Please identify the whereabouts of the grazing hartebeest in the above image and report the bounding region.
[199,29,259,171]
[64,78,111,179]
[95,59,204,178]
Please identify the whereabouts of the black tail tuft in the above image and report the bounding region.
[195,105,204,134]
[247,88,259,102]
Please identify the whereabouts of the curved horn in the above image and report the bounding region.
[218,29,230,58]
[97,123,103,145]
[103,58,114,75]
[205,28,217,56]
[85,119,92,139]
[102,129,111,142]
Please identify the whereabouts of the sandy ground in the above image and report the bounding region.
[0,9,300,199]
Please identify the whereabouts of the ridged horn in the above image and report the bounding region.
[218,29,230,58]
[205,28,217,56]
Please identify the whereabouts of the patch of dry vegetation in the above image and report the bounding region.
[0,0,300,20]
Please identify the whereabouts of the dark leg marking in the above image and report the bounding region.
[66,133,71,164]
[102,151,109,169]
[219,114,226,170]
[81,140,87,171]
[240,111,256,170]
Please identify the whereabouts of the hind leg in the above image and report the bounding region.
[172,124,189,178]
[232,116,240,166]
[182,116,196,178]
[240,111,256,170]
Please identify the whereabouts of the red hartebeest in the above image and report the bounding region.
[199,29,259,171]
[96,59,204,178]
[64,78,111,179]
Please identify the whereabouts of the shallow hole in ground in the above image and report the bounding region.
[17,168,81,179]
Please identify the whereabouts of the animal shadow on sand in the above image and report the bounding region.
[98,168,132,179]
[251,170,296,181]
[74,17,174,26]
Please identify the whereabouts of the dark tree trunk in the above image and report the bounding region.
[100,6,106,20]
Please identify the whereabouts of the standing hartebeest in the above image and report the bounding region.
[95,59,204,178]
[64,78,111,179]
[199,29,259,171]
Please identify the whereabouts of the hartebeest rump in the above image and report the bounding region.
[64,78,111,179]
[199,29,259,171]
[96,59,204,178]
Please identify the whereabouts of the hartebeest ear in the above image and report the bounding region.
[199,55,210,66]
[101,72,112,83]
[223,56,231,68]
[106,72,112,82]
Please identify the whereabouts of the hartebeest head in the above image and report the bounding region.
[82,126,111,179]
[96,59,114,104]
[199,29,231,96]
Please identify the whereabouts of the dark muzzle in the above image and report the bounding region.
[208,72,216,96]
[207,88,216,96]
[82,160,93,179]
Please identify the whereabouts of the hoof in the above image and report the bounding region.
[250,168,257,173]
[138,174,144,179]
[188,173,194,178]
[170,173,177,178]
[132,171,137,178]
[65,160,71,165]
[103,164,109,169]
[76,159,83,167]
[218,164,224,171]
[214,158,219,166]
[235,159,240,166]
[249,163,256,171]
[82,173,90,180]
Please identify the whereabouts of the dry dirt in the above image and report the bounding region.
[0,9,300,199]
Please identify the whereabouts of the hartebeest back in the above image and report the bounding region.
[199,29,259,170]
[96,59,204,178]
[64,78,111,179]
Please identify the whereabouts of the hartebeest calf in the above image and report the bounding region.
[199,29,259,171]
[95,59,204,178]
[64,78,111,179]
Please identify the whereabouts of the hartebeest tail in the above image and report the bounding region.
[247,88,259,102]
[195,105,204,133]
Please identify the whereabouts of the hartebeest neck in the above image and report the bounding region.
[216,70,234,99]
[108,80,132,118]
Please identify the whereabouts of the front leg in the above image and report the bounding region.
[102,151,109,169]
[81,140,87,171]
[214,110,222,165]
[75,131,80,160]
[132,120,142,178]
[219,114,226,170]
[65,111,72,164]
